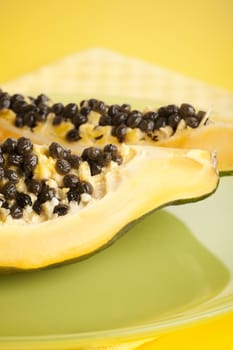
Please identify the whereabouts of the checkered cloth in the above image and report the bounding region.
[2,49,233,350]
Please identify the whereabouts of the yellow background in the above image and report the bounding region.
[0,0,233,348]
[1,0,233,91]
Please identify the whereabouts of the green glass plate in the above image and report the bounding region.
[0,96,232,350]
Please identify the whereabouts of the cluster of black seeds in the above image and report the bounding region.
[0,90,51,128]
[81,144,123,176]
[48,142,123,177]
[71,99,206,142]
[0,137,123,219]
[100,103,207,142]
[0,90,207,143]
[0,137,38,219]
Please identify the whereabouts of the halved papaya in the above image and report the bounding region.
[0,91,232,174]
[0,137,218,270]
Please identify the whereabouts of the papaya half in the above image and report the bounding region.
[0,136,218,270]
[0,91,232,174]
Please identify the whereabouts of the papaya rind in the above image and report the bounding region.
[0,178,219,274]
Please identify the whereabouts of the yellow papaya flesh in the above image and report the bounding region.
[156,122,233,175]
[0,92,232,174]
[0,138,218,270]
